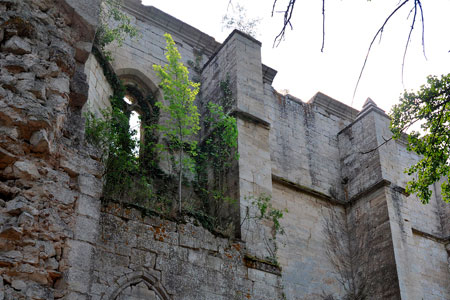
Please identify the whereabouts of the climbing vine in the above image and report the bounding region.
[86,34,240,232]
[243,194,287,264]
[85,33,284,246]
[95,0,139,60]
[194,77,239,234]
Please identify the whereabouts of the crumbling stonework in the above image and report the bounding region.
[1,0,449,299]
[0,0,103,299]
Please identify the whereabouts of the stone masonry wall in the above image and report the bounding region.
[82,1,449,299]
[2,0,449,299]
[272,182,344,299]
[82,54,113,117]
[266,91,357,201]
[339,102,450,299]
[0,0,103,299]
[89,203,283,300]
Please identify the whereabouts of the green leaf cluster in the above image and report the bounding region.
[251,194,287,237]
[390,73,450,203]
[96,0,139,60]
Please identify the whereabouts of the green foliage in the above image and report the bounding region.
[187,50,204,83]
[219,75,234,113]
[203,102,239,170]
[85,102,152,202]
[86,33,244,238]
[194,77,239,233]
[390,73,450,203]
[153,33,201,212]
[87,34,240,231]
[251,194,287,237]
[96,0,139,60]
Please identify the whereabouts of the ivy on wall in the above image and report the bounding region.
[86,35,240,234]
[86,33,285,251]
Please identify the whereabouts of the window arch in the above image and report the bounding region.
[103,271,171,300]
[116,69,160,161]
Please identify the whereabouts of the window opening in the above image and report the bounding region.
[124,96,141,156]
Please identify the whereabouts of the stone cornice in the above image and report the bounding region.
[123,0,220,57]
[309,92,359,122]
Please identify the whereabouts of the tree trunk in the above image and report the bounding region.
[178,149,182,214]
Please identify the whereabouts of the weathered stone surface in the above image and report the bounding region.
[74,41,92,63]
[30,129,50,153]
[13,160,40,179]
[0,0,448,299]
[48,76,70,95]
[11,279,27,291]
[5,196,30,215]
[49,46,75,75]
[69,66,89,107]
[78,173,102,198]
[76,194,100,220]
[0,225,23,240]
[0,1,102,297]
[0,147,17,169]
[1,36,31,55]
[1,16,34,40]
[30,80,47,100]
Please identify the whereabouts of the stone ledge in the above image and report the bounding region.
[347,179,391,204]
[272,174,345,205]
[233,108,271,129]
[262,64,277,85]
[243,254,281,276]
[123,0,219,57]
[412,228,450,244]
[309,92,359,122]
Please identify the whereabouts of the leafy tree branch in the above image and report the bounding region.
[390,73,450,203]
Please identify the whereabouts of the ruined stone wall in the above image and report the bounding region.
[107,0,218,98]
[89,203,283,300]
[2,0,449,299]
[0,0,104,299]
[81,1,449,299]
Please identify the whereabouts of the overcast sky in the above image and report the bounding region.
[142,0,450,112]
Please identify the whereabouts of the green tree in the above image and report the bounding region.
[153,33,201,213]
[390,73,450,204]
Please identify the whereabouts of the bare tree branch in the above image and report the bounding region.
[322,208,375,299]
[273,0,297,47]
[360,136,393,155]
[418,1,426,59]
[352,0,411,103]
[402,1,418,85]
[321,0,326,52]
[271,0,278,17]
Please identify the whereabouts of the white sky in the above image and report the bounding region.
[142,0,450,112]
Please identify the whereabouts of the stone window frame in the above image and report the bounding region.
[104,270,171,300]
